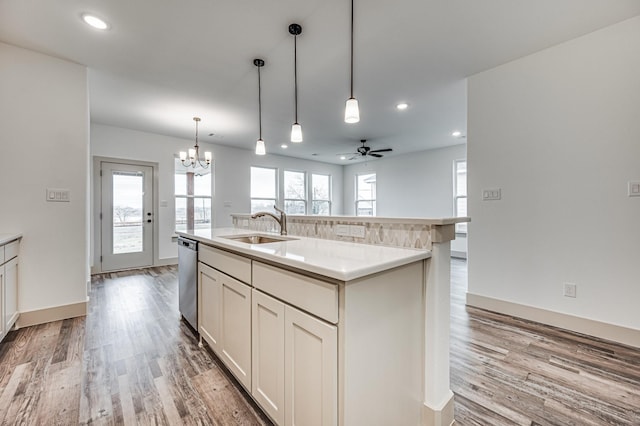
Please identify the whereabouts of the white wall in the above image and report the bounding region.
[0,42,89,312]
[91,123,344,263]
[468,17,640,332]
[343,144,467,254]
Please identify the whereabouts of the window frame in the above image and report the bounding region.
[250,166,278,214]
[174,158,213,232]
[453,159,467,234]
[283,169,307,215]
[311,173,332,216]
[355,172,377,217]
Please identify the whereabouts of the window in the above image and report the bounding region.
[175,159,212,232]
[251,166,277,213]
[311,174,331,215]
[283,170,306,214]
[454,160,467,233]
[356,173,376,216]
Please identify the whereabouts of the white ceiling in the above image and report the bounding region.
[2,1,639,164]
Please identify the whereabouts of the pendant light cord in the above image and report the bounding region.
[258,64,262,139]
[350,0,354,99]
[194,118,199,148]
[294,34,298,123]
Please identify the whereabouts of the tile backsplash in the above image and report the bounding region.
[231,214,434,250]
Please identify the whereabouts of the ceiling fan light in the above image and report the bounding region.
[255,139,266,155]
[291,123,303,143]
[345,98,360,123]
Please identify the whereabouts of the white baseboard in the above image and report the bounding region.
[16,301,87,328]
[91,257,178,274]
[466,293,640,349]
[422,391,455,426]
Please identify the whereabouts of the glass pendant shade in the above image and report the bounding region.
[179,151,187,161]
[255,139,266,155]
[345,97,360,123]
[205,151,212,163]
[291,123,303,143]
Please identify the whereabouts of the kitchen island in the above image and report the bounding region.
[177,225,458,426]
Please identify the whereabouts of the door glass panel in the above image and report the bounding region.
[112,171,144,254]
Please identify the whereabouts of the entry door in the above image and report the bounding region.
[101,162,154,271]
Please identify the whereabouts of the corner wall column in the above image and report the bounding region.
[422,224,455,426]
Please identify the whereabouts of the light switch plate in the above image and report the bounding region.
[336,224,350,237]
[482,188,501,201]
[46,188,70,202]
[628,181,640,197]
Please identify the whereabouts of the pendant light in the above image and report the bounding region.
[180,117,212,168]
[254,58,266,155]
[344,0,360,123]
[289,23,303,143]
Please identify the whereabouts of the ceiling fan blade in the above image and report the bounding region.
[369,153,383,158]
[369,148,392,153]
[348,155,360,160]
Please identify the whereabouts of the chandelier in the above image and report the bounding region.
[180,117,212,168]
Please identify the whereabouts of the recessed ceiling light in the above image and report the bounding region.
[396,103,409,110]
[81,14,109,30]
[281,144,288,149]
[340,156,347,160]
[452,130,462,137]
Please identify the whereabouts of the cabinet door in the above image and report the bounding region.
[220,272,252,390]
[198,262,222,353]
[4,258,18,332]
[0,265,5,340]
[284,306,337,426]
[252,290,285,425]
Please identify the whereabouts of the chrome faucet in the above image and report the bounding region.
[251,205,288,235]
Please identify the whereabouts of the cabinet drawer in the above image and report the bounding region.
[199,245,251,284]
[5,240,18,262]
[253,262,338,324]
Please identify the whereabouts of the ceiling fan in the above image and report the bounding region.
[341,139,393,160]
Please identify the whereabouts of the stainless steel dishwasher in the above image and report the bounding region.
[178,236,198,333]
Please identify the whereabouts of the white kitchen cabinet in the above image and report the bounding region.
[192,240,424,426]
[4,257,18,333]
[198,259,252,390]
[251,290,285,425]
[219,271,252,389]
[198,262,221,353]
[252,289,337,426]
[284,304,337,426]
[0,238,20,342]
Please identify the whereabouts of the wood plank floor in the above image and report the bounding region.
[0,266,271,425]
[450,259,640,425]
[0,260,638,425]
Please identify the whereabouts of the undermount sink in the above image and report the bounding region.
[221,234,298,245]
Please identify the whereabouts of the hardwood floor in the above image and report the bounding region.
[0,266,271,425]
[0,261,638,425]
[450,258,640,425]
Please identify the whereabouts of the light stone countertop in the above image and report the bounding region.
[177,227,431,282]
[0,233,22,246]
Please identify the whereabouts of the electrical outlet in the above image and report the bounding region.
[563,282,577,298]
[628,181,640,197]
[336,224,350,237]
[350,225,366,238]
